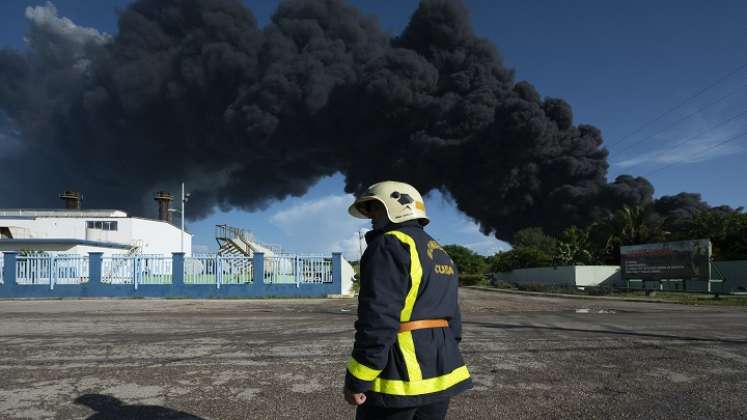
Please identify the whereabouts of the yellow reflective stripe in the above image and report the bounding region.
[384,231,422,322]
[347,357,382,382]
[385,230,424,383]
[371,365,470,396]
[397,331,422,381]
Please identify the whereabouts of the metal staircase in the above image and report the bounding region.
[128,240,144,256]
[215,225,281,257]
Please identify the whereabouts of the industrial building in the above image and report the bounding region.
[0,191,191,256]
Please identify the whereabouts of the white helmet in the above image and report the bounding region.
[348,181,429,226]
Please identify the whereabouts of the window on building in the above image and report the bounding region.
[87,221,118,231]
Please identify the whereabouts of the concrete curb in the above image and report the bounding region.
[325,294,356,299]
[464,286,673,304]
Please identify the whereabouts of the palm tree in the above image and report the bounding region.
[591,205,669,263]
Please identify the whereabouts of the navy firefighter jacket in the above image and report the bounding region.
[345,220,473,408]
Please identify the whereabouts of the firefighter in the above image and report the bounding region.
[343,181,472,420]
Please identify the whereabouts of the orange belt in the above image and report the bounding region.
[398,319,449,333]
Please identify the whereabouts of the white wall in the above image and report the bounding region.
[494,265,621,288]
[575,266,621,287]
[0,242,126,256]
[496,266,575,287]
[129,218,192,255]
[495,263,747,292]
[4,217,89,239]
[0,216,191,256]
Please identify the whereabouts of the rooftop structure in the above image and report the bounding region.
[0,192,191,256]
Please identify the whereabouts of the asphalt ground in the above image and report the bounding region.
[1,289,746,420]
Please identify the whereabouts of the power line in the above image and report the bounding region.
[612,83,747,158]
[606,61,747,149]
[644,130,747,176]
[613,107,747,166]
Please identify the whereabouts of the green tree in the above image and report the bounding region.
[721,214,747,260]
[512,227,557,255]
[443,244,488,274]
[679,210,747,260]
[554,226,594,266]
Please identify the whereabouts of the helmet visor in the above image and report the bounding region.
[348,196,384,219]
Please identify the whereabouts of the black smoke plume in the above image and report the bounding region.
[0,0,735,240]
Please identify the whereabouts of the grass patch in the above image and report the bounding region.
[613,291,747,306]
[478,281,747,306]
[514,283,586,295]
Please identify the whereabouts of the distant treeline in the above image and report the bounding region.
[446,205,747,274]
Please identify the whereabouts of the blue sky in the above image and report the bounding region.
[2,0,746,259]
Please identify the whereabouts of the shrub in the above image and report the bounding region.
[585,286,613,296]
[488,246,553,272]
[459,274,489,287]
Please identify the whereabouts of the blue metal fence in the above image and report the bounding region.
[184,255,254,285]
[264,255,333,285]
[0,252,343,298]
[102,255,135,284]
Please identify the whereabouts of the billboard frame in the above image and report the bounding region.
[620,239,712,294]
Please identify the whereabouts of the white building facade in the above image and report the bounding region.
[0,209,191,256]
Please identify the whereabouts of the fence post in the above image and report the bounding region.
[49,254,56,291]
[3,252,17,292]
[172,253,185,288]
[89,252,103,287]
[253,252,264,287]
[332,252,342,293]
[216,255,222,289]
[295,255,301,288]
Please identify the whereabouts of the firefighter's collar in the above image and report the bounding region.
[365,220,422,244]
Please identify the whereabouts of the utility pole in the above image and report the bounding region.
[169,184,189,254]
[181,182,185,253]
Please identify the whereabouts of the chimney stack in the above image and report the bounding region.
[154,191,173,222]
[59,191,81,209]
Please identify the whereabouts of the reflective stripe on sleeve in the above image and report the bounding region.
[347,357,382,382]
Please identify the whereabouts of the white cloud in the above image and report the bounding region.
[446,219,510,256]
[333,230,369,261]
[268,193,509,259]
[464,238,510,256]
[25,2,110,46]
[270,195,353,226]
[612,109,747,169]
[455,218,485,235]
[23,2,111,72]
[615,135,746,169]
[270,194,368,260]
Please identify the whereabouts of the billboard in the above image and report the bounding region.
[620,239,711,281]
